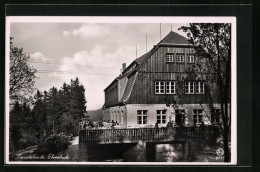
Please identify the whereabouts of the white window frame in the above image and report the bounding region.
[193,109,203,124]
[187,55,195,63]
[166,54,174,62]
[137,110,148,125]
[166,81,175,94]
[155,81,165,94]
[195,82,204,94]
[156,110,167,124]
[176,54,185,63]
[185,81,195,94]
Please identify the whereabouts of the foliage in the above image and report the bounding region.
[9,102,38,152]
[43,78,87,136]
[9,78,87,153]
[9,37,37,104]
[179,23,231,162]
[34,133,71,155]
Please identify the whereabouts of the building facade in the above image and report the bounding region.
[103,31,224,128]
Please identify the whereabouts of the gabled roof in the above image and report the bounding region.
[159,31,190,45]
[104,31,193,106]
[134,50,151,64]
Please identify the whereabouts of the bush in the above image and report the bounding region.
[34,133,71,155]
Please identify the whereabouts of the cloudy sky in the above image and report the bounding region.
[10,20,188,110]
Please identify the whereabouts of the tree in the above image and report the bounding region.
[32,90,48,138]
[41,78,87,136]
[9,101,22,152]
[70,77,87,118]
[179,23,231,162]
[9,101,38,152]
[9,37,37,104]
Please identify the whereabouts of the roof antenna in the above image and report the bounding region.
[146,33,147,53]
[171,25,172,31]
[160,23,162,40]
[136,45,137,59]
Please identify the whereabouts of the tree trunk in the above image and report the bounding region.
[223,127,230,162]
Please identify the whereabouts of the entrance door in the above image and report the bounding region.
[175,110,185,126]
[175,114,182,126]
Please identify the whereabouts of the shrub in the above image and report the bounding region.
[34,133,71,155]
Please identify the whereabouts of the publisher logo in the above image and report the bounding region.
[208,148,224,161]
[216,148,224,157]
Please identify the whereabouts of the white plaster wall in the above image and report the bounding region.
[103,106,127,127]
[103,103,229,128]
[126,104,174,128]
[125,103,227,128]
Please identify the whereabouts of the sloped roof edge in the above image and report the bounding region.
[120,71,138,103]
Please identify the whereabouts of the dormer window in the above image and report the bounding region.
[176,54,185,63]
[187,55,195,63]
[166,54,174,62]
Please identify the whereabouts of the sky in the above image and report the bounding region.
[10,21,188,110]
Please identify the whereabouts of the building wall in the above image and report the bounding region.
[102,103,227,128]
[139,47,195,73]
[103,106,127,127]
[126,104,173,128]
[127,46,220,104]
[125,104,221,128]
[104,81,119,107]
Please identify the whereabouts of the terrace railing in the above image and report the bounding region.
[79,127,218,143]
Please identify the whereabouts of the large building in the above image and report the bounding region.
[103,31,223,128]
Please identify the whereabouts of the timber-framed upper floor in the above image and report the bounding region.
[103,31,219,108]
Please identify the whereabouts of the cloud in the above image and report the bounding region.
[63,30,70,36]
[30,52,49,61]
[23,23,187,110]
[63,24,110,38]
[47,45,135,110]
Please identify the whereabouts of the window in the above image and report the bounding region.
[193,109,203,125]
[155,81,175,94]
[211,109,221,123]
[195,82,204,94]
[166,54,174,62]
[137,110,148,125]
[187,55,195,63]
[186,81,204,94]
[166,81,175,94]
[155,81,165,94]
[157,110,166,124]
[176,54,185,62]
[185,81,194,94]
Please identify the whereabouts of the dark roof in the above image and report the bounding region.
[134,51,150,64]
[120,72,138,102]
[104,78,118,91]
[104,69,134,91]
[159,31,190,45]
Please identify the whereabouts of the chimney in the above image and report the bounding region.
[122,63,126,71]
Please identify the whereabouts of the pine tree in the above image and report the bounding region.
[32,90,48,138]
[9,101,22,152]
